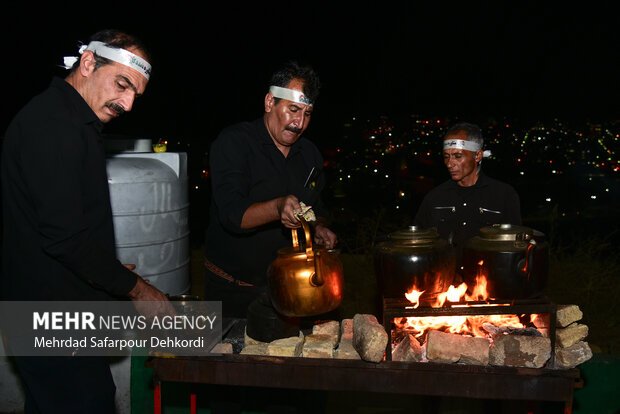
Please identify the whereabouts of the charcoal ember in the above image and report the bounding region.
[482,323,542,338]
[391,328,415,345]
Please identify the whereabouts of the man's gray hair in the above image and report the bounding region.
[444,122,484,147]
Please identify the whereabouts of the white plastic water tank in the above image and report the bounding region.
[106,150,190,296]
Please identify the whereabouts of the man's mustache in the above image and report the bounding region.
[285,125,302,134]
[106,102,126,116]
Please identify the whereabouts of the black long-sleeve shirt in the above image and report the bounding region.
[204,117,328,286]
[414,172,522,250]
[1,77,138,300]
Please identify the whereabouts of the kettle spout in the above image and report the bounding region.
[310,253,325,286]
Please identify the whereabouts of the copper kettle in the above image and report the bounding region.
[267,217,344,317]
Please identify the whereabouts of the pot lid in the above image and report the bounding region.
[388,226,441,244]
[478,224,535,241]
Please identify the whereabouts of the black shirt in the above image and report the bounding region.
[204,117,328,286]
[1,77,138,300]
[414,172,522,249]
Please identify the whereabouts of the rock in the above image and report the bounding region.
[556,323,589,348]
[302,334,334,358]
[240,343,268,355]
[490,335,551,368]
[353,314,388,363]
[334,319,361,359]
[334,339,361,360]
[210,343,233,354]
[341,319,354,337]
[426,330,489,365]
[556,305,583,328]
[392,334,424,362]
[267,335,304,357]
[312,320,340,348]
[554,341,593,369]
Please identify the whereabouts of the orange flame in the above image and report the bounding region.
[400,273,538,340]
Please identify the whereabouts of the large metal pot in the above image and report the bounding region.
[374,226,456,302]
[461,224,549,300]
[268,218,344,317]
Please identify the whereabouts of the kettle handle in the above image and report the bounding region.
[291,217,324,286]
[291,216,314,259]
[518,240,537,279]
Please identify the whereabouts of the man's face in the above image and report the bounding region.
[80,47,148,123]
[442,131,482,186]
[264,78,313,153]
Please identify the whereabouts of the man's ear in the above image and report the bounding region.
[475,150,483,163]
[264,92,274,113]
[78,50,97,77]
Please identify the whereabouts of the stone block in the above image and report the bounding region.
[556,305,583,328]
[210,343,233,354]
[334,338,361,360]
[240,343,268,355]
[267,336,303,357]
[312,320,340,348]
[554,341,593,369]
[490,335,551,368]
[341,319,354,337]
[353,314,388,363]
[302,334,334,358]
[426,330,489,365]
[556,323,589,348]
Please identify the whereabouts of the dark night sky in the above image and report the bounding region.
[3,4,619,144]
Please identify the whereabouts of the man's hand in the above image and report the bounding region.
[313,224,337,249]
[277,195,302,229]
[128,277,176,319]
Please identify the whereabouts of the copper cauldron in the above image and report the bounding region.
[268,218,344,317]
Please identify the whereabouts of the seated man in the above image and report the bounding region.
[414,122,521,264]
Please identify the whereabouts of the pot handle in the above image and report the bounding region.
[518,240,537,279]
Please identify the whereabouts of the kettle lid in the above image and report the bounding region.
[388,226,441,244]
[478,224,538,241]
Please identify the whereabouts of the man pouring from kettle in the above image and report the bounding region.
[414,122,522,267]
[203,61,337,318]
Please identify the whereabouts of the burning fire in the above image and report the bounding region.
[397,271,538,340]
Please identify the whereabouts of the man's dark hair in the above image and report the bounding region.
[269,61,321,104]
[445,122,484,147]
[70,29,152,73]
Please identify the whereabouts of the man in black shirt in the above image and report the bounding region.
[1,29,171,413]
[204,62,337,318]
[414,122,521,263]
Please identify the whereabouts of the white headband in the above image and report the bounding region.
[269,85,313,106]
[443,139,492,157]
[62,41,151,80]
